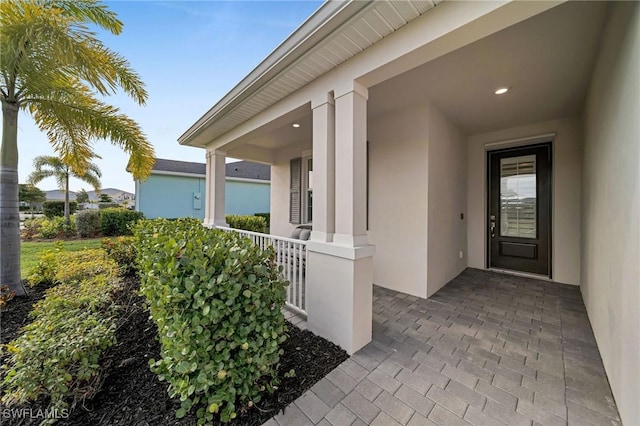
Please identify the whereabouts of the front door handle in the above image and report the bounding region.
[489,215,496,238]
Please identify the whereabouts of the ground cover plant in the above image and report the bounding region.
[1,249,122,419]
[20,239,103,277]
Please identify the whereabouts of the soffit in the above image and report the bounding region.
[180,0,443,147]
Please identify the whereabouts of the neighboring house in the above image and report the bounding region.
[44,189,75,202]
[178,2,639,423]
[135,159,270,219]
[42,188,134,210]
[86,188,134,204]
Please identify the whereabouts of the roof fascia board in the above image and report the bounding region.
[179,0,372,145]
[226,177,270,184]
[151,170,205,178]
[151,170,270,183]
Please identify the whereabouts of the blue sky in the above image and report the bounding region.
[14,0,322,193]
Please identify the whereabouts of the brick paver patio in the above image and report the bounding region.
[266,268,621,426]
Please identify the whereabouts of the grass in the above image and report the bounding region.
[21,238,104,277]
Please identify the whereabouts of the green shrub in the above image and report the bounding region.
[101,236,137,276]
[1,250,120,418]
[26,242,64,286]
[43,201,77,218]
[21,217,46,240]
[225,215,267,234]
[134,218,288,424]
[76,210,101,237]
[254,213,270,228]
[38,216,75,239]
[98,202,120,210]
[99,208,144,236]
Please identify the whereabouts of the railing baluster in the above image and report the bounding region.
[217,226,307,316]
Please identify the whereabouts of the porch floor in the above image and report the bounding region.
[266,268,621,426]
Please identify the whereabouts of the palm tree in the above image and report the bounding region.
[1,0,155,296]
[28,156,101,225]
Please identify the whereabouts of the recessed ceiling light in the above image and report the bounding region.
[292,123,300,128]
[494,87,510,95]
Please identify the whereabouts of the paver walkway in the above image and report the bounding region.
[266,268,621,426]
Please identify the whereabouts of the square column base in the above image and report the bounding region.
[306,242,375,355]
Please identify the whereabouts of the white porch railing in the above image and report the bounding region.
[217,226,307,316]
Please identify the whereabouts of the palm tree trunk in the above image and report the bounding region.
[64,171,70,226]
[1,100,26,296]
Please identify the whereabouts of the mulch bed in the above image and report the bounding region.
[1,277,348,426]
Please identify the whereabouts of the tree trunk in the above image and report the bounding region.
[1,100,26,296]
[64,171,70,226]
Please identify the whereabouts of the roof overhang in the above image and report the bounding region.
[178,0,443,148]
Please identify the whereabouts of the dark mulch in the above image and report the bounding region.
[1,277,348,426]
[1,281,51,345]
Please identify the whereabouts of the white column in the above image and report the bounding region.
[306,81,374,355]
[205,150,227,228]
[333,81,369,247]
[204,152,212,226]
[310,91,335,243]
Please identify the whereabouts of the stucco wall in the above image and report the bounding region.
[226,180,270,216]
[270,142,312,238]
[368,102,466,298]
[139,174,270,219]
[368,105,429,298]
[467,117,583,285]
[426,103,467,297]
[138,174,205,219]
[581,3,640,424]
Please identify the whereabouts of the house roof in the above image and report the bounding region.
[152,158,270,181]
[178,0,442,148]
[152,158,206,175]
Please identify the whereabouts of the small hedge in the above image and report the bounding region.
[101,236,137,276]
[225,215,267,234]
[135,218,288,424]
[99,208,144,236]
[254,213,270,231]
[98,202,120,210]
[43,201,77,218]
[1,249,121,417]
[76,210,100,237]
[21,216,75,240]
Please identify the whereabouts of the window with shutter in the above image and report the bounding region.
[290,158,302,224]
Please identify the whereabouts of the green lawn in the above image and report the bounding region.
[21,238,104,277]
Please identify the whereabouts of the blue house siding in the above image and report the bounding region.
[138,174,206,219]
[226,180,270,215]
[137,175,270,219]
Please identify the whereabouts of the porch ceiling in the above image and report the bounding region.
[368,1,610,135]
[219,1,610,159]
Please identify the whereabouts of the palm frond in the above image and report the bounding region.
[1,0,154,180]
[28,90,154,178]
[45,0,123,35]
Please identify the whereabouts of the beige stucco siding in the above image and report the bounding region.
[467,116,583,285]
[581,2,640,425]
[368,104,430,298]
[367,101,466,298]
[426,103,468,296]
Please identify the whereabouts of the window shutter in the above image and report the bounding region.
[290,158,302,224]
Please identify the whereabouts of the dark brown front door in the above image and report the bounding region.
[487,143,551,276]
